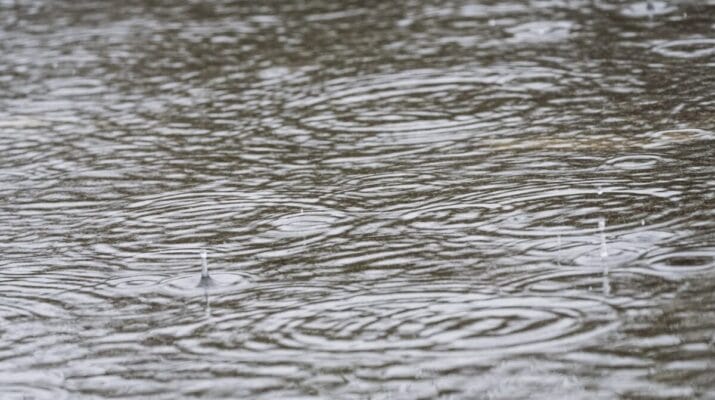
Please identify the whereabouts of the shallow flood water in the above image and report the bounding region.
[1,0,714,398]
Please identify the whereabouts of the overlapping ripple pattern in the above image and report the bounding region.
[1,0,714,399]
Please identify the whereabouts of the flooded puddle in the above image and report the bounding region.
[1,0,714,399]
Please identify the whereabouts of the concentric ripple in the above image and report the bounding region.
[94,249,255,297]
[160,272,252,296]
[601,155,670,171]
[238,286,617,355]
[620,1,677,18]
[113,190,353,258]
[283,67,550,147]
[643,247,715,274]
[641,128,713,148]
[397,202,503,232]
[268,211,342,237]
[0,270,106,321]
[594,0,677,18]
[394,183,682,238]
[256,209,351,242]
[103,271,252,297]
[482,186,681,237]
[652,39,715,59]
[506,21,574,43]
[1,0,714,398]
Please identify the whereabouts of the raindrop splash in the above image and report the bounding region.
[647,0,654,19]
[198,250,216,288]
[602,272,611,296]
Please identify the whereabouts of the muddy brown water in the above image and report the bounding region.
[1,1,714,399]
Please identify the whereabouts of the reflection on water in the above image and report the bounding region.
[1,0,714,398]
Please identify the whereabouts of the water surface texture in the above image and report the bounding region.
[1,0,714,399]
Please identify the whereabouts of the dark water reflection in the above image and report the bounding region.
[1,0,714,398]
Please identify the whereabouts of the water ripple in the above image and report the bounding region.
[1,0,714,397]
[620,1,677,18]
[180,283,618,358]
[652,38,715,59]
[387,182,683,238]
[0,371,68,400]
[506,21,574,43]
[601,154,670,171]
[101,190,354,260]
[642,247,715,274]
[281,65,568,163]
[286,70,520,137]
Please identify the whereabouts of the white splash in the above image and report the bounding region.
[198,249,216,289]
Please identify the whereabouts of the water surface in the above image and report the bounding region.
[1,0,714,399]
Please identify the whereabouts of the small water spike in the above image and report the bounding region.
[602,271,611,296]
[198,249,216,288]
[201,250,208,277]
[647,4,654,21]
